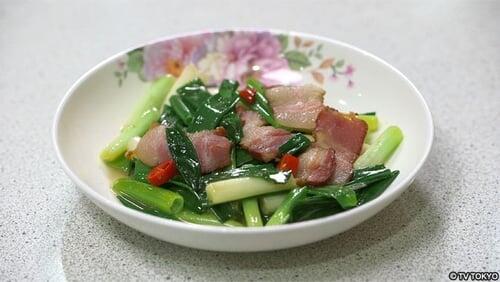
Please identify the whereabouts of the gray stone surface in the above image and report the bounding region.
[0,0,498,280]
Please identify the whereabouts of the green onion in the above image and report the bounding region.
[105,155,133,174]
[112,178,183,217]
[163,64,201,106]
[210,201,244,223]
[307,186,357,209]
[169,95,194,126]
[291,196,343,222]
[259,192,288,216]
[177,210,224,226]
[357,114,379,132]
[165,126,202,191]
[242,198,263,227]
[246,78,281,128]
[218,79,239,100]
[266,188,307,226]
[100,76,175,161]
[278,133,311,155]
[202,164,291,184]
[131,159,151,183]
[354,126,403,169]
[223,220,244,227]
[206,176,297,205]
[159,105,184,128]
[176,78,211,112]
[188,93,239,132]
[357,170,399,205]
[166,181,205,213]
[235,147,256,167]
[220,111,243,143]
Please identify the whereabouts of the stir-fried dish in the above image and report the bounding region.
[100,66,403,227]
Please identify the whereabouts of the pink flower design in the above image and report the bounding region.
[219,32,288,85]
[143,35,211,80]
[345,64,355,77]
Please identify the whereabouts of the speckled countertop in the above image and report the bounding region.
[1,0,499,281]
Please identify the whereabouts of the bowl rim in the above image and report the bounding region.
[52,28,434,234]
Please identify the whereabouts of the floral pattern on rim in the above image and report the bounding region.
[278,34,356,88]
[114,31,355,88]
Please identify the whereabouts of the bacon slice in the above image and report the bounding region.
[240,125,292,162]
[266,84,325,131]
[296,146,336,186]
[237,107,266,128]
[134,125,171,167]
[188,130,231,174]
[135,125,231,174]
[314,107,368,184]
[237,107,292,162]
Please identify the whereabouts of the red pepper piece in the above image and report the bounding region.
[239,87,256,104]
[277,154,299,177]
[147,160,177,186]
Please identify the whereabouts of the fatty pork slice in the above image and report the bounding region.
[238,108,292,162]
[314,107,368,184]
[266,84,325,131]
[296,146,336,186]
[134,124,171,167]
[188,130,232,173]
[135,125,231,174]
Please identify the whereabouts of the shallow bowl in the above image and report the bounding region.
[53,29,433,252]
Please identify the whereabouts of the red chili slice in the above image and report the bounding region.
[277,154,299,177]
[147,160,177,186]
[239,87,257,104]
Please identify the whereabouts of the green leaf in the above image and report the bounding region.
[218,79,239,100]
[104,155,133,174]
[308,186,358,209]
[211,201,244,223]
[166,126,202,191]
[166,181,205,213]
[284,50,311,70]
[177,79,211,112]
[278,133,311,156]
[159,105,185,128]
[356,171,399,205]
[132,159,151,183]
[235,147,256,167]
[127,49,144,73]
[335,59,345,68]
[187,93,239,132]
[220,111,243,143]
[277,34,288,51]
[246,78,281,128]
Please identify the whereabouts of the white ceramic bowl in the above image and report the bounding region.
[53,29,433,252]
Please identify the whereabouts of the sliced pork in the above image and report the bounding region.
[296,146,336,186]
[134,125,172,167]
[135,125,231,173]
[266,84,325,131]
[238,107,292,162]
[314,107,368,184]
[237,107,266,127]
[240,125,292,162]
[188,130,231,173]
